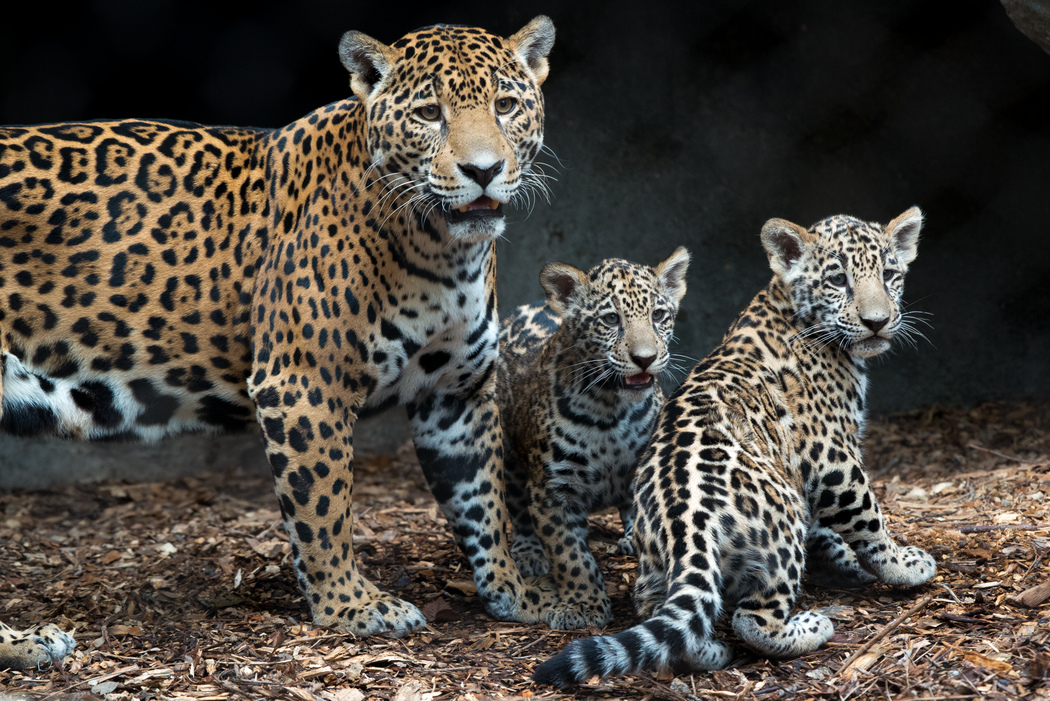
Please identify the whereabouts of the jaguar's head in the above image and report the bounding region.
[762,207,924,359]
[339,17,555,242]
[541,248,690,401]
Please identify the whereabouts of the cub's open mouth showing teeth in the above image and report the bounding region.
[446,195,504,223]
[623,372,654,390]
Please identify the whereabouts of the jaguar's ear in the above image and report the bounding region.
[761,218,813,278]
[540,261,586,316]
[508,16,555,86]
[339,31,395,102]
[655,246,690,305]
[885,206,923,269]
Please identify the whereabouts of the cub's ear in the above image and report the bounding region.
[655,247,690,305]
[885,206,923,268]
[508,16,556,85]
[761,218,813,278]
[539,261,586,316]
[338,31,395,102]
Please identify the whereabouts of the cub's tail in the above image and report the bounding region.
[532,611,731,689]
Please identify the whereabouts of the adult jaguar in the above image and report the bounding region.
[0,16,557,669]
[534,208,937,687]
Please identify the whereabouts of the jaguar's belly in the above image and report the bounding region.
[0,350,254,440]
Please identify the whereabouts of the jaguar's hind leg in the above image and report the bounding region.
[730,536,832,658]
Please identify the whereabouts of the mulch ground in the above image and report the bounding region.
[2,399,1049,701]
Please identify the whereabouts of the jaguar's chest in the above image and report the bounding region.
[545,395,657,508]
[363,270,496,408]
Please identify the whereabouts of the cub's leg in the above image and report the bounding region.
[527,476,612,629]
[252,384,425,637]
[0,622,76,670]
[806,525,877,588]
[631,543,668,620]
[409,387,558,625]
[504,454,550,576]
[810,463,936,587]
[729,533,834,659]
[615,503,636,556]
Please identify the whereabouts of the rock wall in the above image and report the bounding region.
[2,0,1048,485]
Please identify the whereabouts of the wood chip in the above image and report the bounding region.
[1009,580,1050,608]
[3,399,1050,700]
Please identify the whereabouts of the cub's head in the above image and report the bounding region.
[540,248,690,400]
[339,17,555,242]
[761,207,923,359]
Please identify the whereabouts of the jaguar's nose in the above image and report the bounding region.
[458,161,504,188]
[860,316,888,333]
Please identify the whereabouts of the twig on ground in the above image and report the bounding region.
[835,595,934,678]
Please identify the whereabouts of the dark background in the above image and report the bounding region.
[2,0,1049,416]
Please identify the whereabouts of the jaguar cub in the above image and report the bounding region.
[535,208,937,687]
[498,249,690,630]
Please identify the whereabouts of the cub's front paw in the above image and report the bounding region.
[875,545,937,588]
[614,534,636,556]
[511,540,551,577]
[545,594,613,630]
[480,573,560,624]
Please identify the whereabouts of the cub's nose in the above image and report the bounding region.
[861,316,888,333]
[630,353,657,371]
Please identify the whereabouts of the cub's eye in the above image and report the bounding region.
[600,312,621,327]
[415,104,441,121]
[828,272,847,286]
[652,308,668,322]
[494,97,518,115]
[882,269,896,282]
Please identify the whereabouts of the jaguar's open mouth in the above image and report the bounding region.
[445,195,504,223]
[621,372,654,390]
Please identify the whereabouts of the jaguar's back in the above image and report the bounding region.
[0,119,271,439]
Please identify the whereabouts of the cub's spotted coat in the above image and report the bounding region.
[534,209,937,687]
[0,17,559,669]
[498,249,690,630]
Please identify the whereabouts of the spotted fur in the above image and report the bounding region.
[0,622,75,671]
[0,17,560,669]
[534,208,937,688]
[498,249,690,630]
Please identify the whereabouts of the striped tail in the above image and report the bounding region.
[532,612,732,689]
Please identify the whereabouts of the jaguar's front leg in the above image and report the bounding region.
[527,476,613,630]
[811,459,936,589]
[251,382,425,637]
[409,384,558,625]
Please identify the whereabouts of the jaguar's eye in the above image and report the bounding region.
[882,269,896,282]
[415,104,441,122]
[652,308,667,322]
[828,272,847,286]
[494,97,518,115]
[600,312,621,327]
